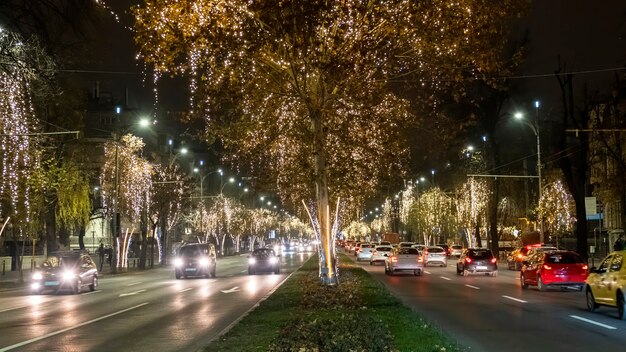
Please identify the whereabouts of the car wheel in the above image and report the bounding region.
[520,274,528,289]
[369,261,373,265]
[537,276,546,292]
[175,273,181,279]
[618,293,626,320]
[274,268,280,274]
[586,288,598,312]
[389,269,394,276]
[491,271,498,277]
[463,270,469,277]
[74,280,81,295]
[248,268,255,275]
[211,267,216,278]
[89,276,98,291]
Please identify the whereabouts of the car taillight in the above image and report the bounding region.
[543,264,552,270]
[517,254,523,259]
[418,256,423,262]
[391,256,398,263]
[465,257,472,263]
[582,264,589,270]
[372,251,377,255]
[491,258,497,264]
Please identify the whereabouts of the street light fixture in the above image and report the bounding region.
[515,104,543,244]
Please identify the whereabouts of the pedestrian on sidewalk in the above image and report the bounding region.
[614,234,624,251]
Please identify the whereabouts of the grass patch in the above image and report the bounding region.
[204,253,462,352]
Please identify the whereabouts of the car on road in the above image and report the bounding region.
[411,244,426,255]
[248,248,281,274]
[385,247,423,276]
[399,242,415,248]
[174,243,217,279]
[521,250,587,291]
[423,246,448,267]
[356,243,376,261]
[370,245,393,265]
[436,244,450,256]
[507,244,558,270]
[31,250,98,294]
[586,250,626,319]
[456,248,498,276]
[450,245,463,257]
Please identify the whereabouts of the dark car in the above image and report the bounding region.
[174,243,217,279]
[248,248,280,274]
[521,250,588,291]
[457,248,498,276]
[31,250,98,294]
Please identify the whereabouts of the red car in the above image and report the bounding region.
[520,250,588,291]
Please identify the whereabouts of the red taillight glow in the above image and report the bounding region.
[517,254,523,259]
[465,257,472,263]
[491,258,497,264]
[543,264,552,270]
[418,256,423,262]
[582,265,589,270]
[390,256,398,263]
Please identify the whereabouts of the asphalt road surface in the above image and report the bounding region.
[0,252,312,352]
[355,253,626,352]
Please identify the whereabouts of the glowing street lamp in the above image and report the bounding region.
[515,102,543,243]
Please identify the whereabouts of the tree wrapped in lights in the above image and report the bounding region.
[100,134,153,270]
[343,221,371,241]
[456,178,490,248]
[537,180,575,242]
[410,188,455,245]
[149,163,193,264]
[133,0,527,284]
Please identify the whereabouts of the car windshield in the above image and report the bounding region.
[428,247,444,253]
[452,245,462,249]
[179,246,206,257]
[545,252,583,264]
[376,247,392,251]
[41,255,79,268]
[468,250,493,259]
[361,244,374,248]
[252,249,275,258]
[398,248,419,255]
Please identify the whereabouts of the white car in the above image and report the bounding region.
[385,247,424,275]
[450,245,463,257]
[411,244,426,255]
[424,246,447,267]
[356,243,376,261]
[370,246,393,265]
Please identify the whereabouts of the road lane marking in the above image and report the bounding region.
[0,306,27,314]
[119,289,147,297]
[179,288,193,293]
[0,303,149,352]
[465,284,480,290]
[570,315,617,330]
[221,286,240,293]
[440,276,451,281]
[502,295,527,303]
[127,282,143,286]
[424,271,431,275]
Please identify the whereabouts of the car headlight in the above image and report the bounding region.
[32,272,43,281]
[269,257,278,264]
[62,271,76,281]
[273,245,280,252]
[199,257,209,266]
[174,258,183,267]
[248,258,257,265]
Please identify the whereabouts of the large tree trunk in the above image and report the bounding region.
[311,108,337,285]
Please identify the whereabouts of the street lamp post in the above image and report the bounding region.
[515,101,543,243]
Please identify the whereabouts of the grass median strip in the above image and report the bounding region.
[204,253,462,352]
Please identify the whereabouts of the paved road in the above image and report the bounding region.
[0,252,312,352]
[354,253,626,352]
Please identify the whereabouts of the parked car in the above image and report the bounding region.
[174,243,217,279]
[370,245,394,265]
[423,246,447,267]
[586,250,626,319]
[456,248,498,276]
[357,243,376,261]
[385,247,423,276]
[521,250,587,291]
[248,248,281,274]
[31,250,98,294]
[450,245,463,257]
